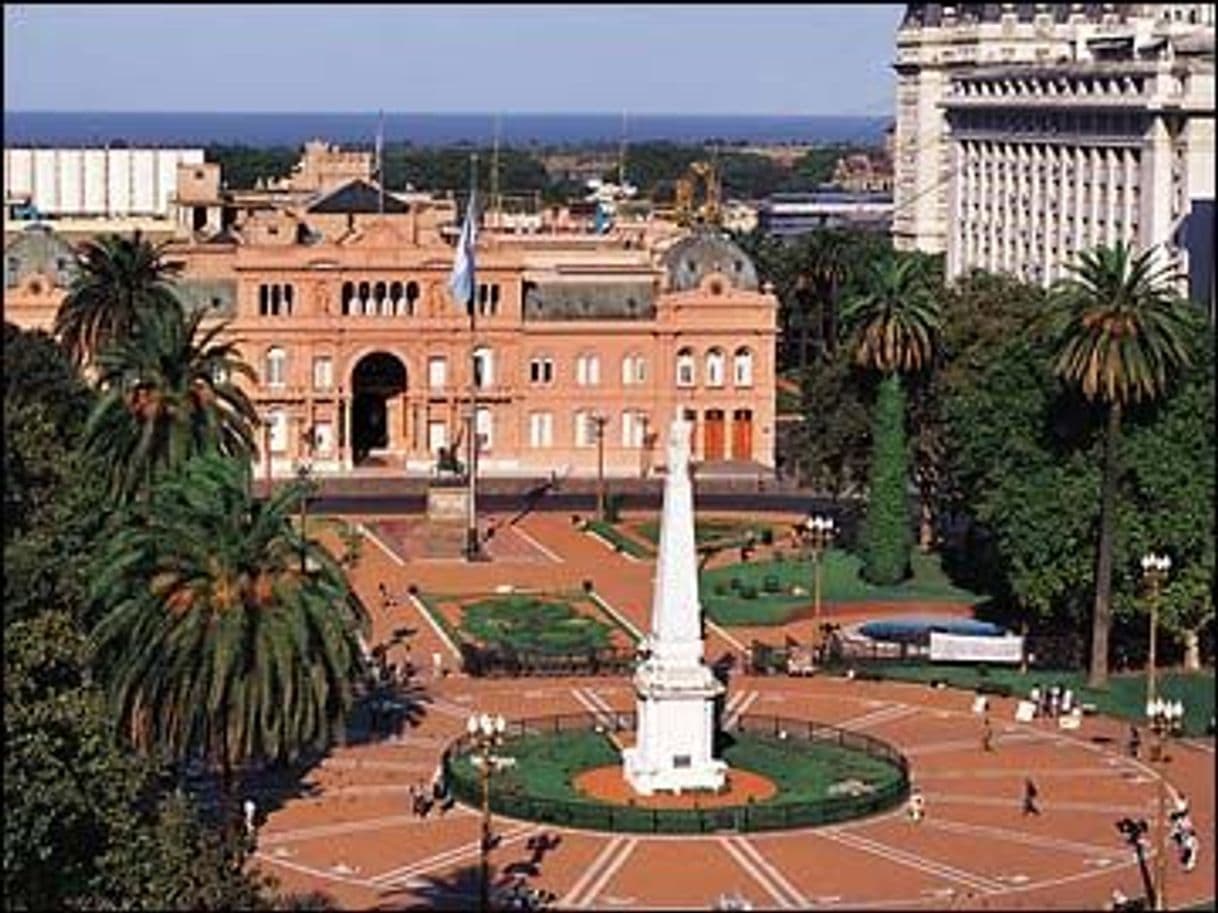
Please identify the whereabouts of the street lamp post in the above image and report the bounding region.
[591,413,608,521]
[799,514,836,622]
[1140,552,1171,710]
[466,712,508,913]
[1146,697,1186,911]
[295,453,314,575]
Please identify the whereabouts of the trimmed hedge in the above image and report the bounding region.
[860,374,912,585]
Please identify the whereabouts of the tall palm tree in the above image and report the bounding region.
[841,252,942,584]
[54,231,183,367]
[90,453,369,830]
[1045,242,1195,688]
[84,305,258,503]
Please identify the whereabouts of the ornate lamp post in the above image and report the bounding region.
[798,514,835,622]
[294,450,314,575]
[590,412,609,521]
[1146,697,1186,911]
[1140,552,1171,709]
[467,712,508,913]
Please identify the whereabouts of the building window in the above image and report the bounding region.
[265,347,287,388]
[312,356,333,391]
[428,356,447,390]
[706,348,726,387]
[576,353,600,387]
[621,410,647,448]
[529,412,554,448]
[621,353,646,385]
[734,347,754,387]
[473,347,493,388]
[477,282,501,317]
[676,347,695,387]
[267,409,288,453]
[574,410,601,448]
[313,421,334,456]
[475,407,493,451]
[529,356,554,385]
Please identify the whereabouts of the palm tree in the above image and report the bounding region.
[83,305,259,503]
[90,453,369,833]
[54,231,183,367]
[1045,242,1195,688]
[841,252,942,584]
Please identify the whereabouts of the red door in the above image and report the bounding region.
[732,409,753,460]
[704,409,726,460]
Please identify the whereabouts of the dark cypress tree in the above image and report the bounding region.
[861,374,912,584]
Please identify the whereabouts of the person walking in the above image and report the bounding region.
[243,797,258,838]
[1029,685,1042,719]
[1127,724,1141,759]
[982,715,995,752]
[1022,777,1040,816]
[908,787,926,823]
[1180,828,1199,872]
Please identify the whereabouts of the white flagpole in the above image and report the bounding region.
[465,154,480,561]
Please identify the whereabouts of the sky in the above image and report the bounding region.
[4,4,904,116]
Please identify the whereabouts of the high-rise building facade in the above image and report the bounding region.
[891,3,1212,254]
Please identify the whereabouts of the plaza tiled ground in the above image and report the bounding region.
[263,513,1216,910]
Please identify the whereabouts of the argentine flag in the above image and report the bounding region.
[448,189,477,313]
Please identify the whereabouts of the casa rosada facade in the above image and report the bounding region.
[4,147,778,480]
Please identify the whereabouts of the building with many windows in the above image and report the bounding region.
[3,142,778,479]
[891,3,1214,255]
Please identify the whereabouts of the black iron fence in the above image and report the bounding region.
[442,711,909,834]
[459,643,637,678]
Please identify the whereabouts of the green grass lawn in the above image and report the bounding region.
[585,520,655,558]
[829,663,1215,738]
[460,596,614,654]
[702,549,982,626]
[452,729,901,806]
[632,517,774,547]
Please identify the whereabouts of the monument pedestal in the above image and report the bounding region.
[425,484,481,560]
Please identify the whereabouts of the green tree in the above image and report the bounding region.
[90,454,369,833]
[1045,242,1197,687]
[841,253,941,584]
[53,231,183,367]
[84,305,258,504]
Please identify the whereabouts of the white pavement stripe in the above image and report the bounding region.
[582,687,619,717]
[914,767,1120,781]
[255,851,374,888]
[560,837,624,909]
[839,704,919,731]
[587,592,644,640]
[360,522,405,567]
[720,837,794,909]
[725,691,761,729]
[707,619,746,652]
[571,688,613,727]
[260,808,475,847]
[723,689,747,721]
[576,838,638,908]
[510,525,564,562]
[822,829,1004,894]
[370,822,536,886]
[923,793,1151,815]
[904,733,1042,756]
[923,817,1118,857]
[732,837,807,908]
[406,593,463,663]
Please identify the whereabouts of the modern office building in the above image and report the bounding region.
[4,142,778,479]
[891,3,1214,255]
[757,191,894,237]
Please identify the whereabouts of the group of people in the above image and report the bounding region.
[1028,683,1075,720]
[409,772,454,819]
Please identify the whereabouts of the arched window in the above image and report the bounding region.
[475,407,493,451]
[574,410,602,448]
[358,281,371,316]
[676,347,695,388]
[621,410,647,447]
[389,281,403,315]
[706,348,726,388]
[264,347,287,388]
[266,408,289,454]
[621,353,646,386]
[283,284,294,316]
[270,284,282,316]
[341,281,354,316]
[576,352,600,386]
[734,347,754,387]
[406,281,420,315]
[529,355,554,385]
[259,284,270,317]
[473,346,493,389]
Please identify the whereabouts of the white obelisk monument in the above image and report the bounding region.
[623,414,727,795]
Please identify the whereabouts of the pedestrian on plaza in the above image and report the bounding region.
[1029,685,1041,719]
[982,715,994,752]
[1180,829,1199,872]
[1061,688,1074,715]
[243,797,257,837]
[408,784,419,816]
[1047,685,1060,719]
[908,787,926,823]
[1127,724,1141,759]
[1022,777,1040,816]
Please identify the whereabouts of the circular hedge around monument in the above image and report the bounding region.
[443,712,909,834]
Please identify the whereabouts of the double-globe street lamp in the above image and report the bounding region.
[1140,552,1172,709]
[1146,696,1186,912]
[466,712,510,913]
[798,514,836,623]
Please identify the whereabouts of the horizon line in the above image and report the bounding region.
[5,108,891,120]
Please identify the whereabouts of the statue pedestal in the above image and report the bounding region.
[623,657,726,796]
[425,484,478,560]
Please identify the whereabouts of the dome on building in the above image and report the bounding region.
[661,230,759,293]
[3,224,77,290]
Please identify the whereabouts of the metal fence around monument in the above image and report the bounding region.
[442,711,910,834]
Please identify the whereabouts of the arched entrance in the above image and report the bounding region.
[351,352,407,465]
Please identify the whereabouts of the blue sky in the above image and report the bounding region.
[4,4,903,115]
